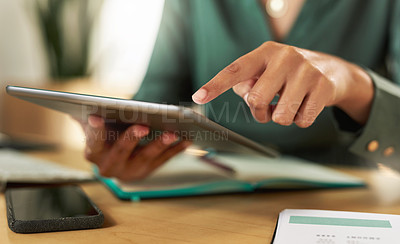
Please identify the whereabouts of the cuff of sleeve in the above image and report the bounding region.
[332,106,363,133]
[348,70,400,170]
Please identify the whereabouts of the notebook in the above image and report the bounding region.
[94,152,365,201]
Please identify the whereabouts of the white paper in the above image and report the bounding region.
[0,149,93,183]
[274,209,400,244]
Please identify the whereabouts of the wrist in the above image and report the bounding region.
[336,64,374,125]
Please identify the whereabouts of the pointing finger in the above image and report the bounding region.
[192,49,266,104]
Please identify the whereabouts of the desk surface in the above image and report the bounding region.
[1,149,400,244]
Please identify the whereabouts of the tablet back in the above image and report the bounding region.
[6,86,279,157]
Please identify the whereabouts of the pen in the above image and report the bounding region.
[185,148,236,176]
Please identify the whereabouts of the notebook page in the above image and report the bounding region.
[116,152,363,192]
[117,153,234,192]
[212,154,364,185]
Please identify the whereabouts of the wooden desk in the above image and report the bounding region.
[1,149,400,244]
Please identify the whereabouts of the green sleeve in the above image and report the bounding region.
[346,2,400,170]
[348,72,400,169]
[133,0,193,105]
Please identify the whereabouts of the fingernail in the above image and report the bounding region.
[88,116,104,128]
[192,88,208,104]
[133,125,149,137]
[162,133,177,145]
[243,93,250,106]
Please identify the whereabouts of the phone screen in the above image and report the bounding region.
[8,185,99,221]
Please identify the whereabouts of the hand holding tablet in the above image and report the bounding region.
[6,85,279,181]
[76,115,191,181]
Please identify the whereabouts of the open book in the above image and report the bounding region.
[94,152,365,200]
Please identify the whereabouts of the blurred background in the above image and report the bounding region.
[0,0,165,149]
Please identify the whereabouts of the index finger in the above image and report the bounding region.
[192,45,269,104]
[85,115,106,154]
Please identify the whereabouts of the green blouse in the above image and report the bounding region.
[134,0,400,168]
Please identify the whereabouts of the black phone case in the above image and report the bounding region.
[5,186,104,233]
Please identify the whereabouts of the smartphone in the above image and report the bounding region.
[5,185,104,233]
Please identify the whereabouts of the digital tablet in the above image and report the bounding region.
[6,85,279,157]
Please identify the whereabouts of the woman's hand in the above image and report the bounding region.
[76,115,191,181]
[192,41,374,127]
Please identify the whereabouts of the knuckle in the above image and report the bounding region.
[223,61,241,75]
[313,77,335,99]
[282,45,296,54]
[262,41,279,49]
[204,80,222,93]
[282,45,304,62]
